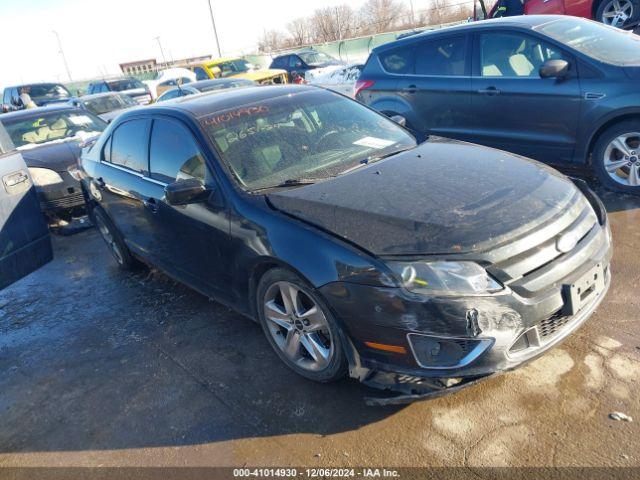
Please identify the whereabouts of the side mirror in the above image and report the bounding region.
[389,114,407,127]
[539,59,569,79]
[164,178,209,206]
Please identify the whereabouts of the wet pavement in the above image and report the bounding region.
[0,184,638,469]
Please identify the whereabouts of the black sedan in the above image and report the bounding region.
[1,105,106,225]
[79,85,611,400]
[156,78,255,102]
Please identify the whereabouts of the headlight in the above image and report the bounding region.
[388,261,503,296]
[28,167,64,186]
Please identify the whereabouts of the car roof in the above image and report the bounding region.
[373,15,573,52]
[122,85,323,119]
[4,82,66,90]
[80,92,124,100]
[0,104,78,122]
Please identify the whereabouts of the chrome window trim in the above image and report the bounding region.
[99,160,168,187]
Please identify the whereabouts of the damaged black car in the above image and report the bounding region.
[79,85,612,402]
[1,105,106,228]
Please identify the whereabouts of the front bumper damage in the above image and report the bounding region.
[321,213,612,406]
[36,170,87,222]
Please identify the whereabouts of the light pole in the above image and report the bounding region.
[206,0,222,58]
[154,36,168,68]
[53,30,72,82]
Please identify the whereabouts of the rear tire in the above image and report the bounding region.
[92,206,140,270]
[592,120,640,195]
[256,268,348,383]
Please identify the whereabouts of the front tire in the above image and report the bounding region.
[592,120,640,195]
[92,206,140,270]
[256,268,348,382]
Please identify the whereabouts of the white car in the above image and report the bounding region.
[144,68,197,100]
[305,64,363,98]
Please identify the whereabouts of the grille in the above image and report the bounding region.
[41,192,85,210]
[486,193,605,297]
[538,311,571,339]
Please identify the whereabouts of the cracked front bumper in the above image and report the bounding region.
[320,229,612,399]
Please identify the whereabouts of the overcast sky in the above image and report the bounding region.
[0,0,437,88]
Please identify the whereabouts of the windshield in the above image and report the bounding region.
[22,84,71,102]
[536,18,640,66]
[212,59,252,78]
[199,90,416,192]
[299,51,335,66]
[84,94,135,115]
[2,111,107,149]
[107,79,145,91]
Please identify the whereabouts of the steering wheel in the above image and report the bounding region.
[315,130,342,151]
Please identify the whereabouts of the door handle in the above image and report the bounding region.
[477,87,501,96]
[402,85,418,94]
[143,197,158,213]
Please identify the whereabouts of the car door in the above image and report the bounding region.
[147,117,231,298]
[395,34,474,140]
[470,30,582,164]
[91,118,160,258]
[0,123,52,289]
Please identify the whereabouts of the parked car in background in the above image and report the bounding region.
[187,58,288,85]
[357,15,640,194]
[306,64,363,97]
[156,78,256,102]
[144,67,197,100]
[69,92,137,122]
[478,0,639,29]
[270,50,344,83]
[2,83,72,111]
[0,105,106,226]
[87,78,152,105]
[79,85,610,400]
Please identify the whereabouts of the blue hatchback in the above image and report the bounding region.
[356,15,640,194]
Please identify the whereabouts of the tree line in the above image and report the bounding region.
[258,0,475,53]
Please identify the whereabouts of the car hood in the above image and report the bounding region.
[267,139,579,256]
[20,140,81,172]
[234,69,286,81]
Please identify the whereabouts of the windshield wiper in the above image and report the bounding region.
[335,147,415,177]
[252,178,319,192]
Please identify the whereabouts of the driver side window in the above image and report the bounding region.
[479,32,568,78]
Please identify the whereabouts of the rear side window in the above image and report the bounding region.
[415,36,467,76]
[110,119,150,173]
[149,119,206,183]
[379,45,414,74]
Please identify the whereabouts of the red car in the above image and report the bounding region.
[483,0,639,29]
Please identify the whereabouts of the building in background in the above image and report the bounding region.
[119,55,212,75]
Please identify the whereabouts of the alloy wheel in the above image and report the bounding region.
[94,214,124,265]
[601,0,634,27]
[603,132,640,187]
[263,281,334,372]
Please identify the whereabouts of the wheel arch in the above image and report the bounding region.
[585,112,640,165]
